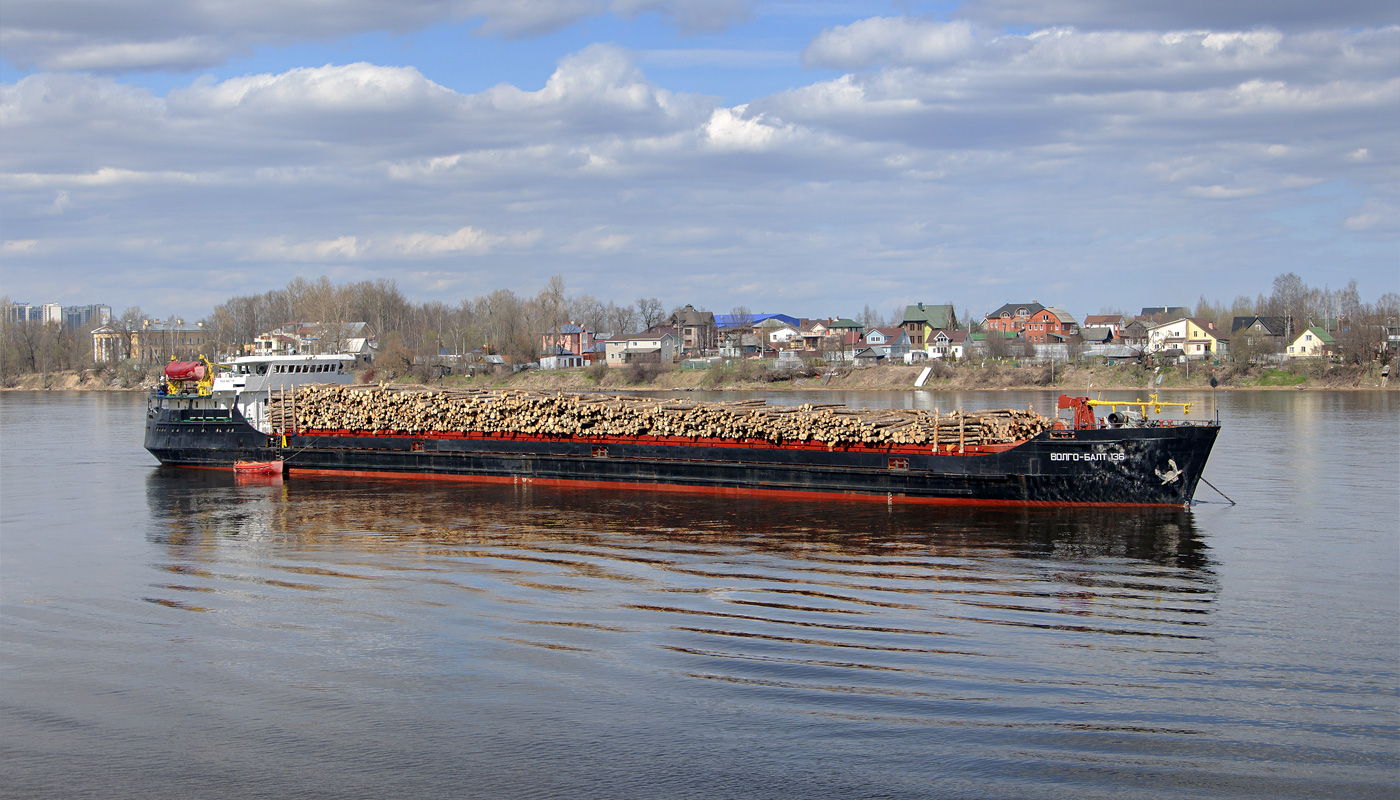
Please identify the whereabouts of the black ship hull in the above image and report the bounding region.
[145,395,1219,507]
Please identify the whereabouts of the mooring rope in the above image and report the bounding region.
[1199,476,1236,506]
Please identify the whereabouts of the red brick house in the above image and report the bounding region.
[984,302,1045,335]
[1024,307,1079,344]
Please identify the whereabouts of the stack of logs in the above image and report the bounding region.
[268,385,1052,449]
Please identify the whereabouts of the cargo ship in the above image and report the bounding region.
[145,354,1219,507]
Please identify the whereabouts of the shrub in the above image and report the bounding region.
[116,359,149,389]
[701,364,731,387]
[625,360,660,384]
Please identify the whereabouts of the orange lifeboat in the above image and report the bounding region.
[234,460,283,476]
[163,361,207,381]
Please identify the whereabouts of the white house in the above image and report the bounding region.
[926,329,972,359]
[540,351,585,370]
[1145,318,1227,359]
[766,325,801,345]
[1286,327,1335,359]
[605,332,678,365]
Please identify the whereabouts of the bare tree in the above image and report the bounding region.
[569,294,607,333]
[115,306,144,363]
[1268,272,1308,337]
[859,304,885,330]
[605,301,638,337]
[964,308,980,334]
[636,297,665,331]
[536,274,569,331]
[352,279,409,340]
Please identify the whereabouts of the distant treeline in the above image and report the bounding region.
[2,271,1396,383]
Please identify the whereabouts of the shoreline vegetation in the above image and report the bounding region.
[7,360,1391,393]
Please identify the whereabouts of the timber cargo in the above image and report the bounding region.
[144,354,1220,507]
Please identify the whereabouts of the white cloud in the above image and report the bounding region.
[565,228,634,253]
[170,63,458,115]
[703,105,783,151]
[1343,201,1399,231]
[44,190,72,214]
[249,235,366,261]
[1,167,209,189]
[1185,185,1262,199]
[804,18,976,69]
[2,239,41,254]
[241,226,544,262]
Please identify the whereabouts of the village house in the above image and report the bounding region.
[796,320,825,351]
[1082,314,1126,334]
[821,318,864,360]
[1145,318,1228,359]
[1118,319,1150,349]
[1140,306,1192,322]
[1023,307,1079,344]
[605,331,678,366]
[925,328,969,359]
[714,312,800,331]
[1079,327,1115,345]
[252,322,372,356]
[581,340,608,364]
[785,318,852,358]
[855,327,911,362]
[945,330,969,360]
[983,302,1045,336]
[718,332,761,358]
[1230,316,1289,350]
[900,303,959,349]
[539,350,585,370]
[668,304,717,354]
[759,318,801,348]
[540,322,595,360]
[1286,326,1335,359]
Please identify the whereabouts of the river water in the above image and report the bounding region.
[1,390,1395,799]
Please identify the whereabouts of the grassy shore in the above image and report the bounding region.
[4,359,1391,393]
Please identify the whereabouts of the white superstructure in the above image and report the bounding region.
[212,354,356,433]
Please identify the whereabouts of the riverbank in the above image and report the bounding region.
[9,360,1389,392]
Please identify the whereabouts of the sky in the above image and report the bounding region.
[2,0,1397,323]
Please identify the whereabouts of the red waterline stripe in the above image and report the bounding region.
[284,466,1181,508]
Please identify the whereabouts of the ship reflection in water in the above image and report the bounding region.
[146,467,1212,568]
[144,470,1220,721]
